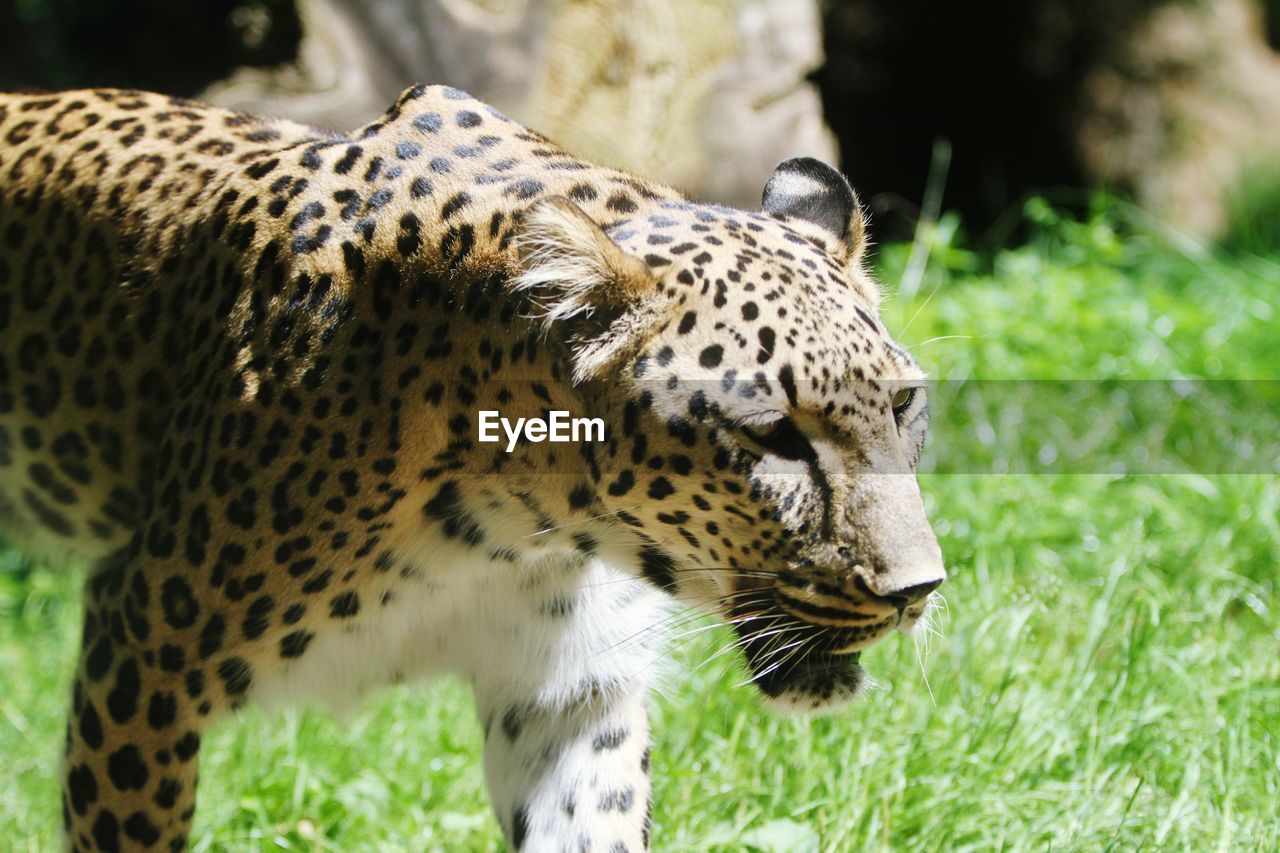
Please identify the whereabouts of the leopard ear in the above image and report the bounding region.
[514,196,656,323]
[762,157,867,265]
[513,196,661,381]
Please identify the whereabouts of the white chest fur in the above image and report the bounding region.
[249,542,670,716]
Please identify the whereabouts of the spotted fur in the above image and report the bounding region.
[0,84,944,851]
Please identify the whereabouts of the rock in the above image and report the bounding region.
[200,0,836,206]
[1076,0,1280,237]
[818,0,1280,241]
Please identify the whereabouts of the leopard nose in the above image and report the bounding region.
[886,577,942,607]
[855,568,947,607]
[853,565,945,608]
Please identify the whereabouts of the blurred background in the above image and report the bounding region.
[2,2,1277,850]
[3,0,1280,250]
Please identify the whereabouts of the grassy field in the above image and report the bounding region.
[2,200,1277,850]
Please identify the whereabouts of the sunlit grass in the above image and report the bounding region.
[2,202,1277,850]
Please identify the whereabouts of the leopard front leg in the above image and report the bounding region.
[477,685,654,852]
[61,549,216,852]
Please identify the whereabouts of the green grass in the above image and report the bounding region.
[2,200,1278,850]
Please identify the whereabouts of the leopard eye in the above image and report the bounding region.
[740,417,813,461]
[891,386,917,424]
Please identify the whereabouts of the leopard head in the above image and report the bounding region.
[515,158,944,711]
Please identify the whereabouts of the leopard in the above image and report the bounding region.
[0,83,945,851]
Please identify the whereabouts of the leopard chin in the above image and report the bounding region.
[731,617,871,713]
[757,649,868,714]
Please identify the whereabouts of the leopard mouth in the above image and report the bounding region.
[771,593,900,654]
[767,571,906,652]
